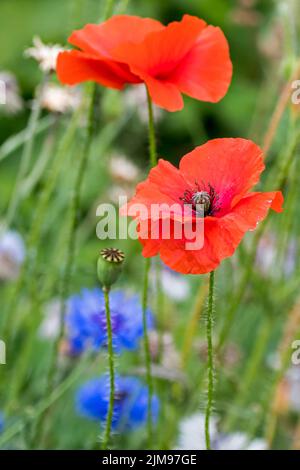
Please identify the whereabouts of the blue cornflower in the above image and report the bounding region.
[65,288,154,355]
[75,375,159,431]
[0,412,4,433]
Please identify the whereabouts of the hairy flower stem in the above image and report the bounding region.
[205,270,215,450]
[142,257,153,447]
[102,287,115,450]
[155,259,165,358]
[146,87,158,168]
[142,86,158,448]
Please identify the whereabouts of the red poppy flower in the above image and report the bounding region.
[56,14,232,112]
[121,138,284,274]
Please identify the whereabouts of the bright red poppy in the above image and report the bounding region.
[56,14,232,112]
[121,138,284,274]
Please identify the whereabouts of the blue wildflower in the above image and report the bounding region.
[65,289,154,355]
[75,375,159,431]
[0,412,4,433]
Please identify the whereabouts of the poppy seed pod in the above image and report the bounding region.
[97,248,125,290]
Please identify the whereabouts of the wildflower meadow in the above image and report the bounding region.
[1,0,300,457]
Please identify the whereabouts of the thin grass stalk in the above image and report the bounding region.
[142,86,158,448]
[0,353,94,447]
[205,271,215,450]
[0,106,82,342]
[181,280,208,367]
[218,126,300,352]
[5,74,48,229]
[102,287,115,449]
[142,257,153,447]
[223,316,272,432]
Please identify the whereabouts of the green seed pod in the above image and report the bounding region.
[97,248,125,290]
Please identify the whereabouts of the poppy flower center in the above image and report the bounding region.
[191,191,211,214]
[180,183,220,217]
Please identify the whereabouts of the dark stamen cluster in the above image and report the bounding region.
[180,181,220,217]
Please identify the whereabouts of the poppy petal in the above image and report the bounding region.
[179,138,265,215]
[69,15,164,57]
[57,50,130,88]
[228,191,284,230]
[112,15,206,76]
[171,25,232,102]
[121,159,188,218]
[203,191,284,265]
[142,75,184,111]
[134,191,283,274]
[158,236,220,275]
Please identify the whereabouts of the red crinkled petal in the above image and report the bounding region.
[134,191,284,274]
[69,15,164,58]
[202,191,284,267]
[112,15,206,76]
[121,159,188,220]
[140,74,184,111]
[171,25,232,103]
[179,138,265,216]
[56,50,138,87]
[111,15,207,111]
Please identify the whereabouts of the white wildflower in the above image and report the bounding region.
[286,366,300,412]
[40,83,81,113]
[109,154,140,183]
[0,230,25,281]
[0,71,23,115]
[107,185,135,205]
[177,413,267,450]
[39,299,61,339]
[151,264,190,302]
[149,331,181,370]
[24,36,64,73]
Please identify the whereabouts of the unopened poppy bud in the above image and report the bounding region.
[97,248,125,290]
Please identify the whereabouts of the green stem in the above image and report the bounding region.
[118,0,130,13]
[146,86,158,168]
[142,258,153,447]
[102,0,115,19]
[102,287,115,450]
[5,74,48,228]
[155,259,165,358]
[142,85,158,448]
[205,270,215,450]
